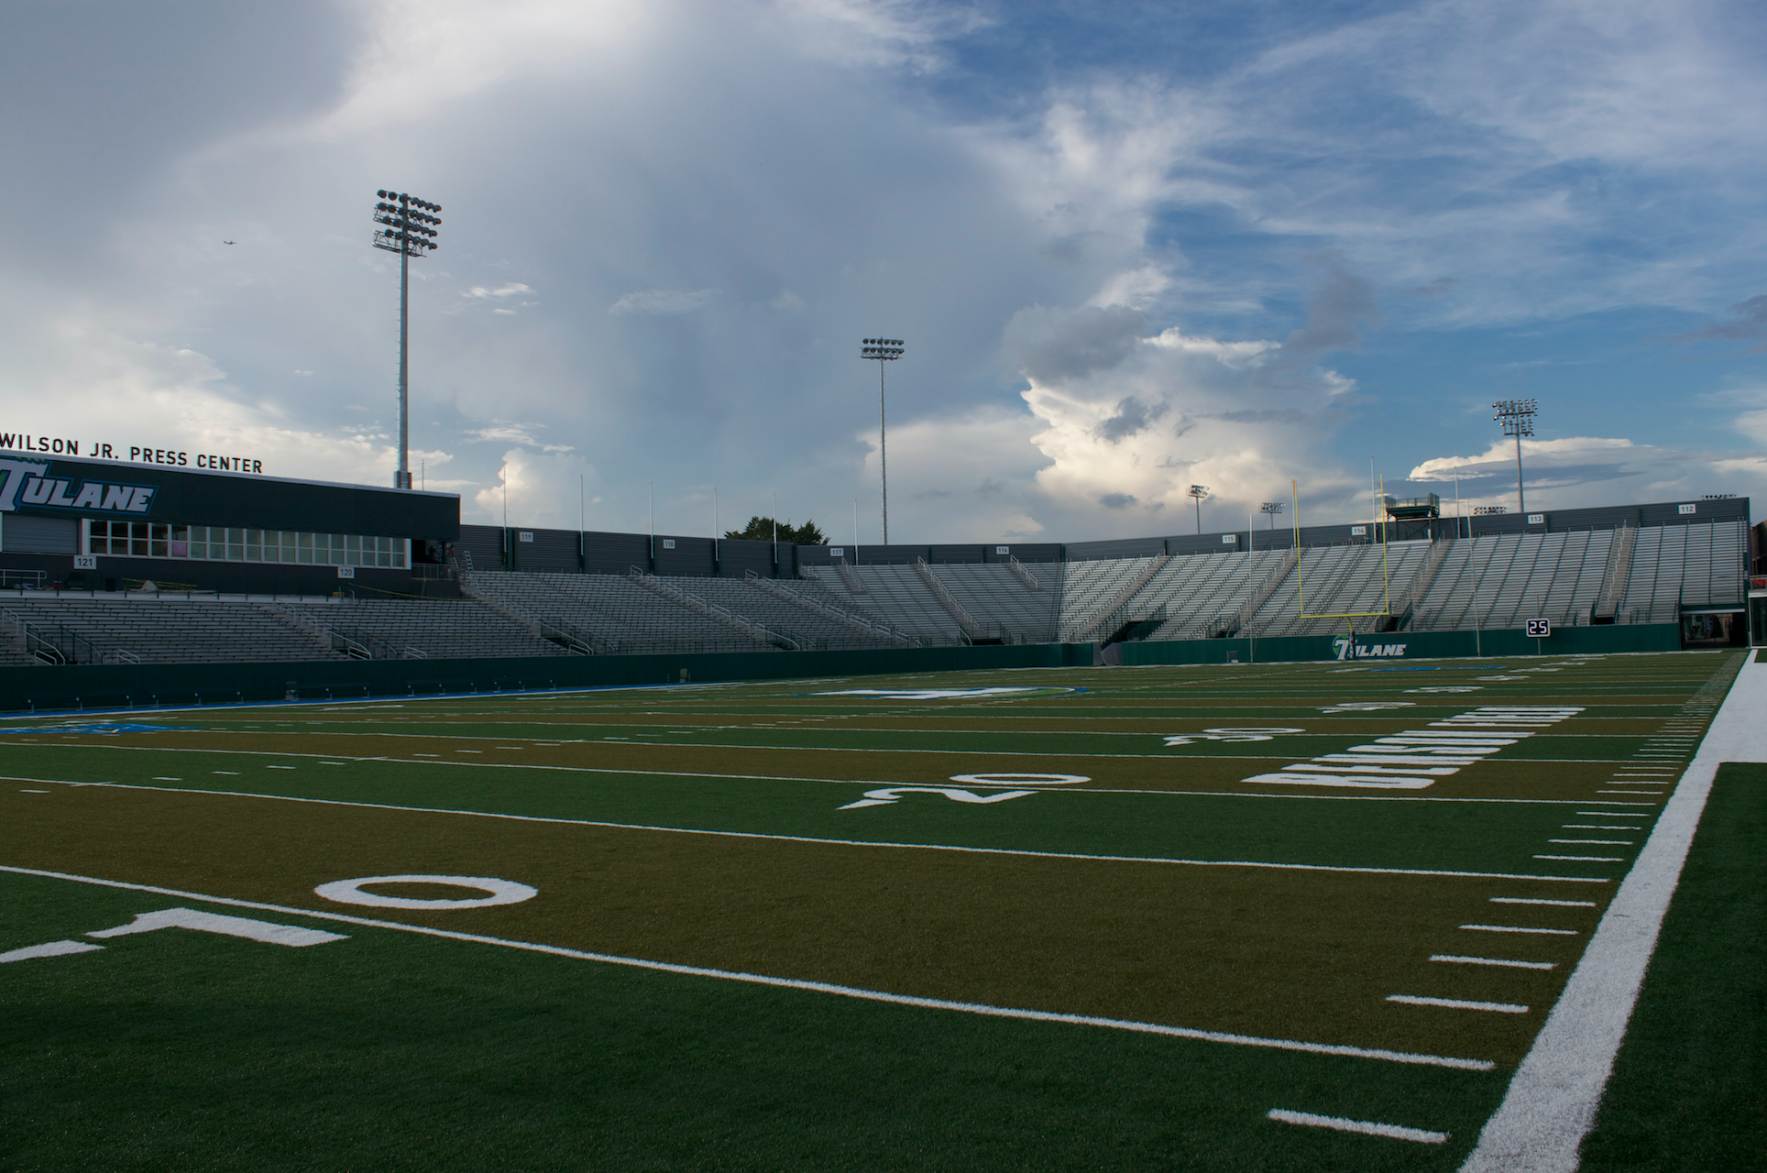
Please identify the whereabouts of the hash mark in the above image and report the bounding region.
[1430,955,1554,971]
[1491,897,1594,907]
[1267,1108,1446,1144]
[1387,994,1529,1014]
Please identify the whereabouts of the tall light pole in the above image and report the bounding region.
[1493,398,1536,515]
[1188,484,1209,534]
[373,189,442,490]
[1260,501,1285,529]
[861,338,904,544]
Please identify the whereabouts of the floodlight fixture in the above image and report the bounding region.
[1493,398,1537,514]
[1260,500,1285,528]
[860,338,904,544]
[1188,484,1210,534]
[373,190,444,489]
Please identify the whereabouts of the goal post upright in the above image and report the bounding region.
[1290,474,1399,624]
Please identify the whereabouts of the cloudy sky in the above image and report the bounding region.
[2,0,1763,542]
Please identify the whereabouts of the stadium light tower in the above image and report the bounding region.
[1493,398,1537,514]
[860,338,904,544]
[373,189,442,490]
[1188,484,1210,534]
[1260,500,1285,529]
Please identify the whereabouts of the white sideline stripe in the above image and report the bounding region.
[1534,855,1625,862]
[1548,839,1632,845]
[1267,1108,1447,1145]
[1461,924,1577,935]
[1491,898,1595,908]
[1387,994,1529,1014]
[1431,955,1555,971]
[1461,652,1767,1173]
[0,782,1613,885]
[0,863,1494,1072]
[0,938,103,963]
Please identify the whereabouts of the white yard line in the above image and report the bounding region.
[0,779,1613,885]
[0,862,1494,1072]
[0,756,1649,809]
[1460,652,1766,1173]
[19,731,1642,765]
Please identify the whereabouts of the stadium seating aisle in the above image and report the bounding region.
[1057,556,1159,639]
[928,563,1062,644]
[817,564,968,644]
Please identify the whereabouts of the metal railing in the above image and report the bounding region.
[913,558,990,641]
[629,567,801,651]
[1068,554,1170,643]
[745,571,918,647]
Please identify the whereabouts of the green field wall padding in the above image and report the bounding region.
[1,624,1680,713]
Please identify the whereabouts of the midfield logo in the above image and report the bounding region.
[0,457,156,515]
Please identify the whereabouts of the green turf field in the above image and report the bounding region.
[0,649,1753,1170]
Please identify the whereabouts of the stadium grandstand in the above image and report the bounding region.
[0,451,1760,700]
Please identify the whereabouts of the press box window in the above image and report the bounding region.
[84,523,407,569]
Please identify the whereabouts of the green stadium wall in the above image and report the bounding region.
[0,642,1097,713]
[0,623,1682,714]
[1118,623,1683,666]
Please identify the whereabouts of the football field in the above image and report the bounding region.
[2,649,1760,1170]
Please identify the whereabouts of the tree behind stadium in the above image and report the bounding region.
[724,516,827,545]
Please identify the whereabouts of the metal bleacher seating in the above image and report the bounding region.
[927,563,1062,644]
[1241,542,1432,639]
[462,570,776,654]
[813,563,969,644]
[1410,529,1638,630]
[1057,556,1159,640]
[0,598,347,664]
[1152,549,1291,638]
[279,598,569,660]
[1,517,1750,668]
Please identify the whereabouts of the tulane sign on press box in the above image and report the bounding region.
[0,458,156,514]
